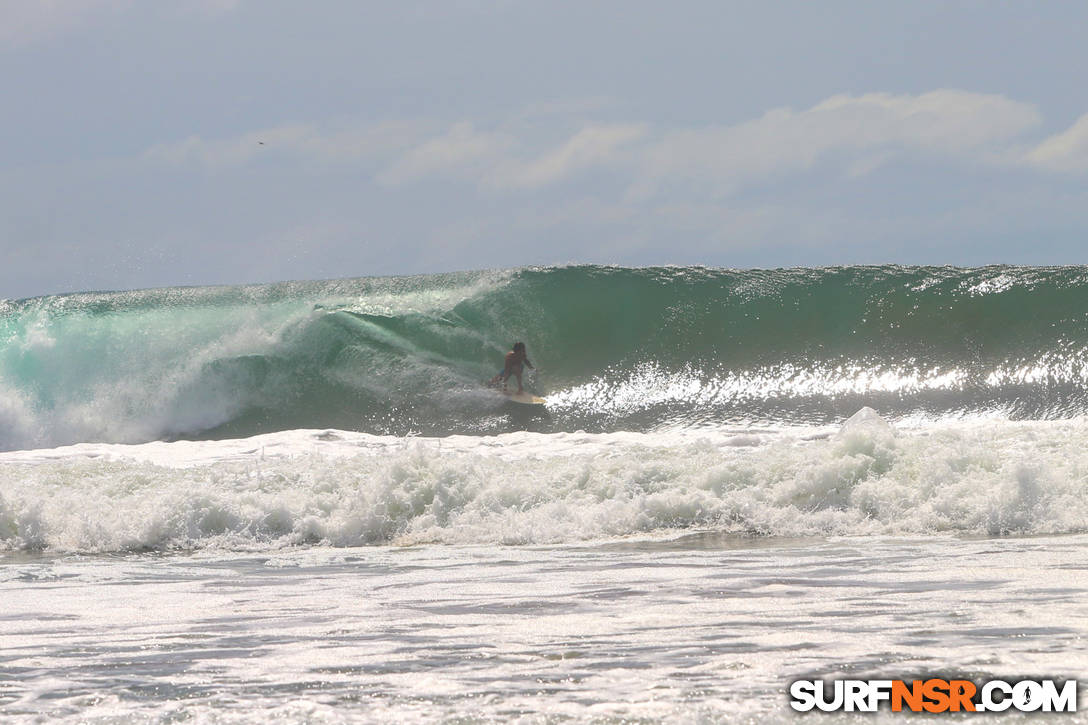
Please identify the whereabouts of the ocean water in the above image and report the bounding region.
[3,265,1088,722]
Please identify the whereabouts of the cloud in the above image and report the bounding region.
[142,121,427,169]
[378,121,646,190]
[1024,113,1088,172]
[140,90,1076,201]
[495,124,647,189]
[376,122,514,185]
[144,117,646,191]
[374,90,1045,198]
[632,90,1042,197]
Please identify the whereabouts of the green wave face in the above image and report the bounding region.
[3,265,1088,449]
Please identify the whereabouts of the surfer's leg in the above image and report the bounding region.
[514,371,524,393]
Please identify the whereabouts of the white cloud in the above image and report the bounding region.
[632,90,1042,197]
[140,90,1079,201]
[142,121,427,169]
[374,90,1045,198]
[495,123,647,189]
[377,122,514,185]
[378,121,646,190]
[1024,113,1088,172]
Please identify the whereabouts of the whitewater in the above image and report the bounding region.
[3,265,1088,723]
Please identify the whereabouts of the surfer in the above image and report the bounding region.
[489,342,534,393]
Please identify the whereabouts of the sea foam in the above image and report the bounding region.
[2,411,1086,553]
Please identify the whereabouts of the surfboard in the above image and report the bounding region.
[503,390,546,405]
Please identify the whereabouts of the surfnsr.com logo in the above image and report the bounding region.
[789,679,1077,713]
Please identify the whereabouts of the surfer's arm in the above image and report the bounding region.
[525,358,534,369]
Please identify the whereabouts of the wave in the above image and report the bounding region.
[2,411,1087,553]
[4,265,1088,449]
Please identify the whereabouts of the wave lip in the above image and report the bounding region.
[3,412,1087,554]
[4,264,1088,449]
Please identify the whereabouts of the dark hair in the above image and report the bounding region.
[513,341,525,352]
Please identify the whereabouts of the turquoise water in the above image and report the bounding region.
[6,265,1088,446]
[3,265,1088,449]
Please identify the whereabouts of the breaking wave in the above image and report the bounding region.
[2,410,1087,553]
[4,264,1088,450]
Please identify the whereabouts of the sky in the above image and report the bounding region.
[3,0,1088,298]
